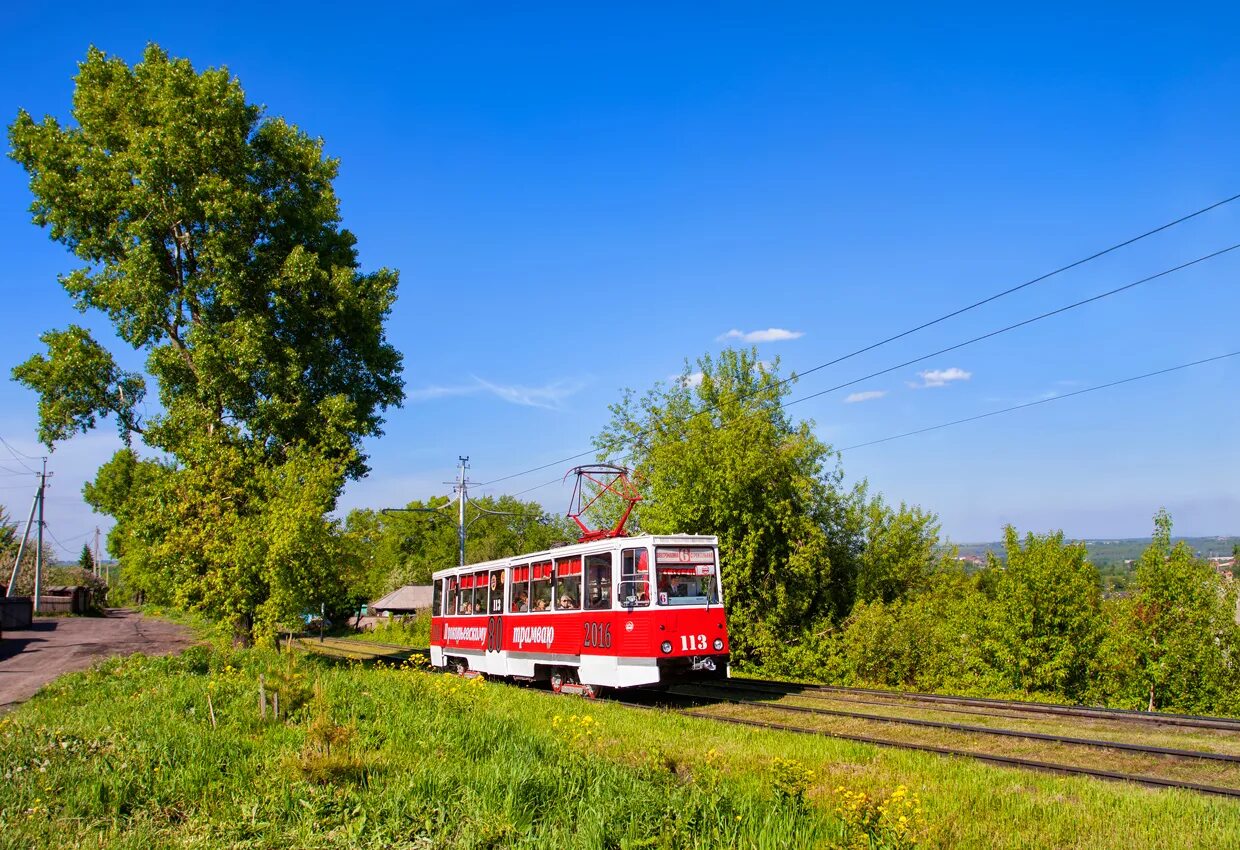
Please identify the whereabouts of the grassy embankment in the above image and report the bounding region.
[2,628,1240,849]
[350,614,431,648]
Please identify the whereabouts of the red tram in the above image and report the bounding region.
[429,534,730,695]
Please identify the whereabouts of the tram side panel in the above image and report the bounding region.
[432,606,729,688]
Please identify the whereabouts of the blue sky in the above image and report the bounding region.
[1,3,1237,554]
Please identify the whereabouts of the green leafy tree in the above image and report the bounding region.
[0,505,15,555]
[1092,510,1240,713]
[594,348,863,663]
[839,566,1004,693]
[854,494,945,605]
[10,46,403,642]
[983,527,1102,699]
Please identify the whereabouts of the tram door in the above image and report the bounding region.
[485,569,505,673]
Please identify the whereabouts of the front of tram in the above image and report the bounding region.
[650,537,730,682]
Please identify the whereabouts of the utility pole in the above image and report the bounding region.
[93,526,102,580]
[5,460,49,604]
[456,456,469,568]
[33,458,47,613]
[6,489,39,597]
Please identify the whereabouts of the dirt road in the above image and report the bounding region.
[0,609,192,710]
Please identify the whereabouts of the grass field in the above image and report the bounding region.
[2,635,1239,849]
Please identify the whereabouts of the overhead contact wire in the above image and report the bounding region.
[838,351,1240,451]
[479,231,1240,486]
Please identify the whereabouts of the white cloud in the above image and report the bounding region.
[844,390,887,404]
[911,367,972,388]
[407,377,586,410]
[717,328,804,343]
[678,372,704,388]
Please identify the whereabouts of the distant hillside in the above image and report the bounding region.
[953,536,1239,567]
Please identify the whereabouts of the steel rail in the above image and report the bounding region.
[730,677,1240,732]
[666,684,1240,764]
[696,679,1075,724]
[665,708,1240,800]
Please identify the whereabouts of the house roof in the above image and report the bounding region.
[371,584,434,612]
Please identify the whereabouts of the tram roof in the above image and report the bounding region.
[431,533,719,580]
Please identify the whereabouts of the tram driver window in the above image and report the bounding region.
[555,556,582,610]
[432,579,443,617]
[619,548,650,607]
[530,561,553,611]
[655,547,720,606]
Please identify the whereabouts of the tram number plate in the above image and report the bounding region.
[485,616,504,652]
[680,634,708,652]
[582,621,612,649]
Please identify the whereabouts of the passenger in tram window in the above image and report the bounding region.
[513,590,529,613]
[558,595,577,610]
[534,597,548,612]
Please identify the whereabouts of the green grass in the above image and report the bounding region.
[2,638,1238,849]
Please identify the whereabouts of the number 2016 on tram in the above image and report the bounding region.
[429,534,730,696]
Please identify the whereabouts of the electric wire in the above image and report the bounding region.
[478,239,1240,487]
[0,437,40,474]
[837,351,1240,452]
[781,242,1240,411]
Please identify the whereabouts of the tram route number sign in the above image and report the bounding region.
[583,621,612,649]
[485,616,503,652]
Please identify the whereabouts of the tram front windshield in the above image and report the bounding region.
[655,547,720,606]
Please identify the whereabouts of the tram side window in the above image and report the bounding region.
[555,556,582,610]
[530,561,553,611]
[619,548,650,607]
[446,576,459,615]
[488,570,505,614]
[584,552,612,610]
[458,574,475,615]
[433,579,443,617]
[511,565,530,612]
[474,571,489,615]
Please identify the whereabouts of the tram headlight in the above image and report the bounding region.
[713,638,724,651]
[660,640,673,654]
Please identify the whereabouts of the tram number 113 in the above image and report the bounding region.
[680,634,708,652]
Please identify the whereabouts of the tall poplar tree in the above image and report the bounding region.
[8,45,404,640]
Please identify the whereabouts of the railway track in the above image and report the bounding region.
[611,689,1240,799]
[666,681,1240,763]
[298,638,1240,798]
[730,677,1240,732]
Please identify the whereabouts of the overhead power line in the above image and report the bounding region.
[782,242,1240,411]
[0,436,40,474]
[477,235,1240,488]
[479,189,1240,488]
[782,191,1240,391]
[838,351,1240,452]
